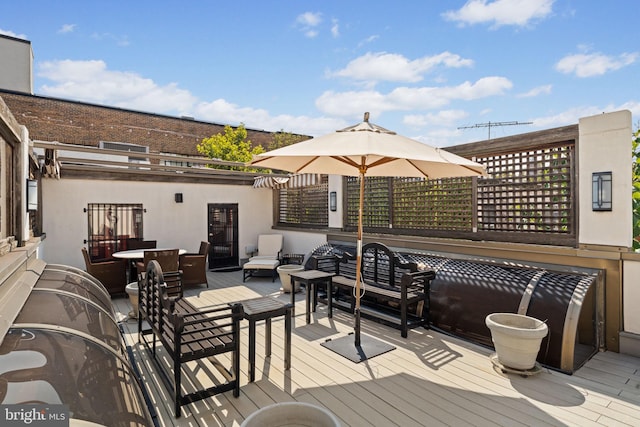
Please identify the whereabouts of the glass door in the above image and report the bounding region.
[207,203,239,269]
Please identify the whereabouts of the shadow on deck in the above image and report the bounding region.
[113,269,640,427]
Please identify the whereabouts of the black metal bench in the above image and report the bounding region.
[310,242,435,338]
[138,260,242,417]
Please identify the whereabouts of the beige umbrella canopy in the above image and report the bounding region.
[249,112,487,361]
[250,113,486,179]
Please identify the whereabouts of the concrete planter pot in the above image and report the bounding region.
[241,402,340,427]
[125,282,139,319]
[277,265,304,293]
[485,313,548,371]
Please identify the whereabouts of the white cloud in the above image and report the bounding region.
[331,19,340,38]
[327,52,474,84]
[58,24,76,34]
[403,110,468,127]
[35,58,343,136]
[193,99,345,136]
[408,126,473,147]
[517,84,552,97]
[442,0,554,28]
[297,12,322,27]
[296,12,322,38]
[531,101,640,128]
[358,35,379,48]
[37,59,196,112]
[316,76,512,116]
[555,51,638,77]
[0,28,28,39]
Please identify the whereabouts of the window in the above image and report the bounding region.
[86,203,144,261]
[160,152,203,168]
[99,141,149,163]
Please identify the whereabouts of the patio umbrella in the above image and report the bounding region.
[249,112,487,361]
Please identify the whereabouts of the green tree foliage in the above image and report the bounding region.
[267,130,307,151]
[633,128,640,250]
[196,124,265,171]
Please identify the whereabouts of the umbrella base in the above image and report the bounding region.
[321,333,395,363]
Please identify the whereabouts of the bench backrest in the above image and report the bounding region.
[311,242,418,287]
[139,260,165,333]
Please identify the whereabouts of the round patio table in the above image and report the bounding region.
[112,248,187,259]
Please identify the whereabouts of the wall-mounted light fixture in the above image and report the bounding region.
[329,191,337,212]
[174,193,183,203]
[592,172,612,211]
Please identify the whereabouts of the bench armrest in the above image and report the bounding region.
[400,270,436,293]
[170,302,243,333]
[310,254,342,273]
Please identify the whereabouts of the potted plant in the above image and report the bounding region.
[485,312,548,371]
[241,402,340,427]
[276,264,304,293]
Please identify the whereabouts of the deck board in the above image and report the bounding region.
[115,269,640,427]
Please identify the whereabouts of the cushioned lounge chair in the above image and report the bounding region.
[242,234,283,282]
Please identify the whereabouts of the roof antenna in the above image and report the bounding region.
[364,112,370,122]
[458,120,533,140]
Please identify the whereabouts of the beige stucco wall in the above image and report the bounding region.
[40,178,274,269]
[578,110,632,248]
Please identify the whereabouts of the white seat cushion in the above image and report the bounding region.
[242,258,280,282]
[243,259,280,269]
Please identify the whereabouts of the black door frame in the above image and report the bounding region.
[207,203,239,269]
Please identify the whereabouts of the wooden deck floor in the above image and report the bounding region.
[114,269,640,427]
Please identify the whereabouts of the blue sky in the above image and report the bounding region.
[1,0,638,146]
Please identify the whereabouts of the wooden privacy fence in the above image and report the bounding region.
[276,126,578,247]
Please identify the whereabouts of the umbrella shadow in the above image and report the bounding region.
[297,308,465,371]
[293,372,570,426]
[507,372,587,407]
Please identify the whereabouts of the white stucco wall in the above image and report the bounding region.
[40,178,274,269]
[278,229,328,259]
[328,174,343,229]
[578,110,632,248]
[623,258,640,334]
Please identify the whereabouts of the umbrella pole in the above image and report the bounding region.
[354,167,365,346]
[321,161,394,362]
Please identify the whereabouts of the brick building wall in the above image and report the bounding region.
[0,90,298,156]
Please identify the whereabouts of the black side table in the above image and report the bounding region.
[289,270,334,324]
[240,297,293,382]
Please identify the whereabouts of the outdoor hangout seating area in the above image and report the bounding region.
[2,85,640,426]
[112,265,640,426]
